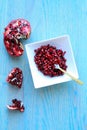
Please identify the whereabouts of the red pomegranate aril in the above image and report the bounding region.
[7,99,25,112]
[34,44,67,77]
[7,68,23,88]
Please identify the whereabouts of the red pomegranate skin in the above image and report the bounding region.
[4,19,31,56]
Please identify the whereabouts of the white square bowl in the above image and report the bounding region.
[25,35,79,88]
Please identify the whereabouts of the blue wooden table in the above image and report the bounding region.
[0,0,87,130]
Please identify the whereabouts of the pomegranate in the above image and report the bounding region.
[4,19,31,56]
[7,99,25,112]
[34,44,67,77]
[7,68,23,88]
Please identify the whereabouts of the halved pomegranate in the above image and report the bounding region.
[4,19,31,56]
[7,99,25,112]
[7,68,23,88]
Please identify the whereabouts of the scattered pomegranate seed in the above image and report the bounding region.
[7,99,25,112]
[34,44,67,77]
[4,19,31,56]
[7,68,23,88]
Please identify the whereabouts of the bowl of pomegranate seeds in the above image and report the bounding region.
[25,35,79,88]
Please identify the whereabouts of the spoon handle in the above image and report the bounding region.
[59,67,83,85]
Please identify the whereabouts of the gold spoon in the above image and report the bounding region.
[54,64,83,85]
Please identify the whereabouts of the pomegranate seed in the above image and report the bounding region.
[34,44,67,77]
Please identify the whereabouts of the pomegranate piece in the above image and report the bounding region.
[7,68,23,88]
[34,44,67,77]
[4,19,31,56]
[7,99,25,112]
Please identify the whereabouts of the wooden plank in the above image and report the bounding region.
[0,0,87,129]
